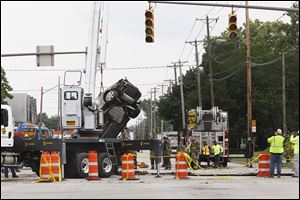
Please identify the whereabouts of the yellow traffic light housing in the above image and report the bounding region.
[145,9,154,43]
[188,110,197,130]
[228,13,237,39]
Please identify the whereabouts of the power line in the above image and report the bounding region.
[4,65,194,72]
[179,19,197,60]
[213,64,246,81]
[213,61,245,75]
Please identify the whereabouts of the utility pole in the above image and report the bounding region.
[163,79,174,93]
[245,1,253,163]
[282,51,287,135]
[57,76,61,131]
[148,89,153,136]
[172,60,188,134]
[168,64,178,85]
[153,87,159,133]
[39,87,44,130]
[158,83,167,96]
[196,16,218,108]
[186,39,203,107]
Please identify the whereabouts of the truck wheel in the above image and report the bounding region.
[72,152,89,178]
[98,153,114,178]
[104,90,118,103]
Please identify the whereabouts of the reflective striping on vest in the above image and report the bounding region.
[50,163,60,167]
[88,173,99,176]
[176,161,186,164]
[41,175,50,178]
[122,160,134,164]
[258,168,270,172]
[122,169,135,173]
[88,162,98,166]
[258,161,270,164]
[175,169,188,172]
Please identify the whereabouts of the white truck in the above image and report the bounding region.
[1,104,19,167]
[188,106,229,166]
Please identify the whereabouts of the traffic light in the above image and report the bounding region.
[188,110,197,130]
[145,9,154,43]
[228,13,237,39]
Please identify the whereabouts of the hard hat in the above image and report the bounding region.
[277,129,282,134]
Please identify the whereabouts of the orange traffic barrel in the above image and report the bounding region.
[258,153,270,177]
[50,151,62,181]
[175,152,189,179]
[39,151,52,181]
[87,151,100,180]
[121,153,138,180]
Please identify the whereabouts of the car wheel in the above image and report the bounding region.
[104,90,118,103]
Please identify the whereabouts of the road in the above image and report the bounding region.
[1,167,299,199]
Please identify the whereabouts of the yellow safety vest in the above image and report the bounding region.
[212,144,223,156]
[267,135,285,154]
[290,135,299,154]
[201,145,210,155]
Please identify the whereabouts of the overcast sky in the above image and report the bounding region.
[1,1,295,126]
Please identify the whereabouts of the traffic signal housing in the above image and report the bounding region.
[145,9,154,43]
[228,13,237,39]
[188,110,197,130]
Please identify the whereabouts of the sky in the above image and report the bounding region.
[1,1,295,126]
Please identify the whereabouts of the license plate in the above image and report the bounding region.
[66,121,76,126]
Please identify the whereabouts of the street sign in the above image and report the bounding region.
[36,45,54,66]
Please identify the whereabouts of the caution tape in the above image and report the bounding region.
[34,153,62,183]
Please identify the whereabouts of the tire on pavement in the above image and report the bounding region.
[98,153,114,178]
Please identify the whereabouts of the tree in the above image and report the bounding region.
[1,67,13,104]
[156,10,299,150]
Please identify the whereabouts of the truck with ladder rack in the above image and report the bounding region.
[188,106,229,167]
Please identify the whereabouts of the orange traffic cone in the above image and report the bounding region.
[175,152,189,179]
[50,151,62,181]
[121,153,139,180]
[87,151,100,180]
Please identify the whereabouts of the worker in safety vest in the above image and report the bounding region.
[187,136,200,169]
[267,129,285,178]
[290,130,299,178]
[200,141,211,167]
[212,141,223,168]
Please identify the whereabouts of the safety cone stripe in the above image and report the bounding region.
[122,160,135,164]
[176,161,186,164]
[258,168,270,172]
[88,162,98,166]
[258,161,270,164]
[175,169,188,172]
[88,173,99,176]
[122,169,135,173]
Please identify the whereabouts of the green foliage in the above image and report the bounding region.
[37,113,59,130]
[156,10,299,150]
[1,67,13,103]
